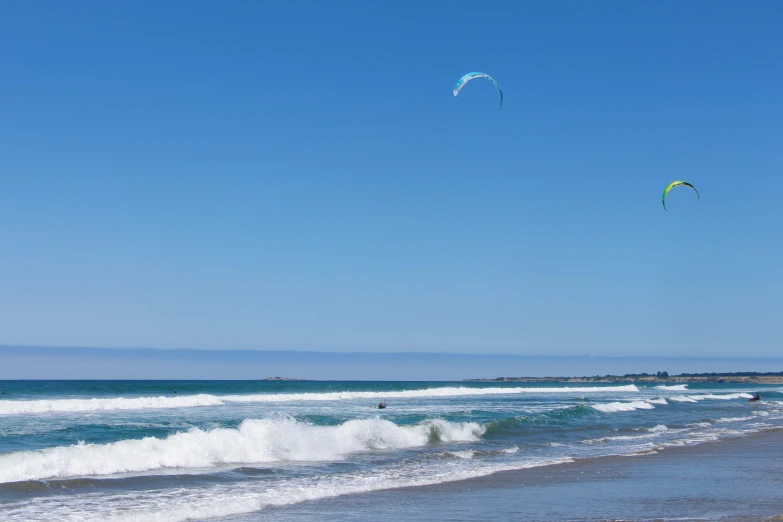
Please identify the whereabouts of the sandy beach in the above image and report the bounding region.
[255,428,783,522]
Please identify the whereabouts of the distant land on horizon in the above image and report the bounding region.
[465,371,783,384]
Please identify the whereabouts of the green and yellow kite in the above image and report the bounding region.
[662,181,700,211]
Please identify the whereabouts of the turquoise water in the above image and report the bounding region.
[0,380,780,520]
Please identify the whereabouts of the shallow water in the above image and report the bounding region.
[0,380,780,521]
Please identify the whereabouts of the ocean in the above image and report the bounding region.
[0,380,780,521]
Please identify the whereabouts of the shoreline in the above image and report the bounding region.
[260,429,783,521]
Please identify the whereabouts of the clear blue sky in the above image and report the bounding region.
[1,1,781,358]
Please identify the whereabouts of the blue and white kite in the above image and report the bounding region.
[453,72,503,110]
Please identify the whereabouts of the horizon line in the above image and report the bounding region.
[2,344,783,361]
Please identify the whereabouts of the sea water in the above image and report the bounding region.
[0,380,780,521]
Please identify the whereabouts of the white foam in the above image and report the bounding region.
[669,393,752,403]
[689,393,753,400]
[0,416,485,484]
[655,384,688,391]
[2,455,575,522]
[582,425,672,445]
[670,395,698,403]
[591,400,656,413]
[714,416,753,424]
[584,433,657,444]
[446,450,475,459]
[0,394,225,415]
[0,385,640,415]
[646,398,668,405]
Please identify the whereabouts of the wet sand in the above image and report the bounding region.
[253,429,783,522]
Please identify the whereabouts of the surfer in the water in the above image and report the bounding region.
[378,401,387,409]
[750,392,761,402]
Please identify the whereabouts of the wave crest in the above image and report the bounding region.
[670,393,753,403]
[591,400,658,413]
[0,416,484,484]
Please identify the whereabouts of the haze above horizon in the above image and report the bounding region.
[2,345,782,381]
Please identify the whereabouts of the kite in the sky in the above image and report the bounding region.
[453,72,503,110]
[662,181,700,211]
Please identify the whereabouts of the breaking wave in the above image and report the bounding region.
[670,393,753,403]
[591,400,660,413]
[0,416,484,484]
[0,385,640,415]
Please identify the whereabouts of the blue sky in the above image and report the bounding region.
[1,1,781,360]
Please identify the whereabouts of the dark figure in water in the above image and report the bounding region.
[750,392,761,402]
[1,391,5,395]
[378,401,387,409]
